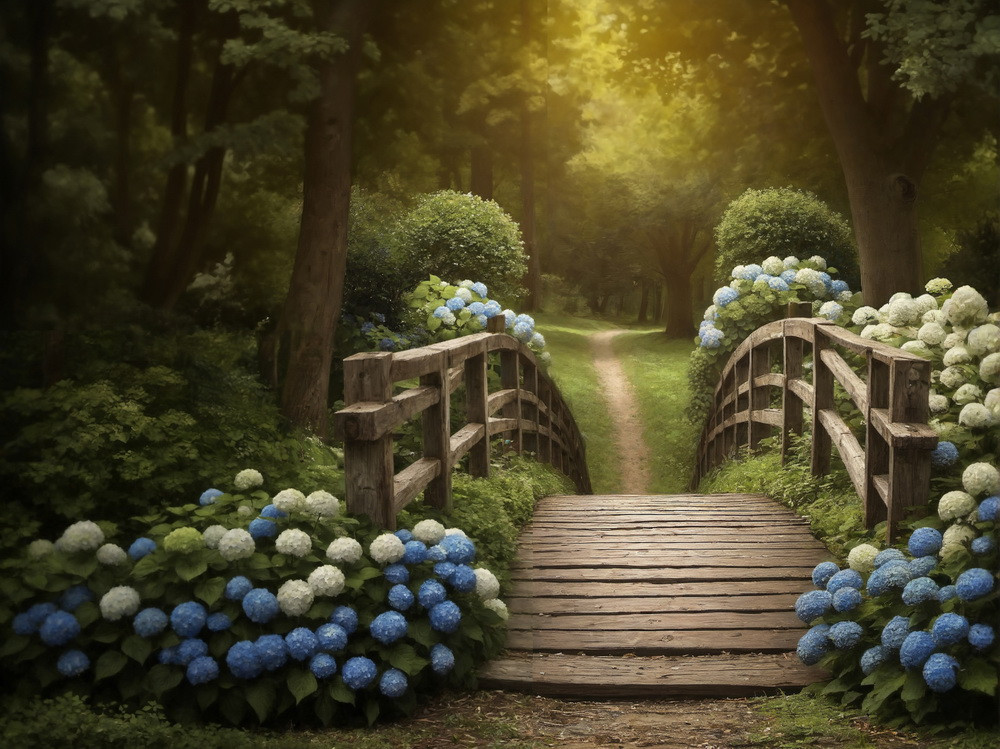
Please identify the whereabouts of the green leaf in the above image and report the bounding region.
[329,680,355,705]
[219,688,247,725]
[957,657,997,696]
[287,668,318,704]
[345,567,382,590]
[0,636,29,658]
[75,601,100,628]
[121,634,152,665]
[176,557,208,581]
[246,680,277,722]
[195,576,227,606]
[900,669,926,702]
[94,650,128,681]
[364,697,380,726]
[427,316,442,331]
[407,619,434,648]
[144,663,184,696]
[460,618,484,643]
[132,555,160,578]
[388,643,429,676]
[196,684,219,711]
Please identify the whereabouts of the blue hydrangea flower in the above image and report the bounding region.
[285,627,319,661]
[248,518,277,540]
[379,668,408,697]
[448,564,477,593]
[930,441,960,468]
[158,646,179,665]
[829,621,863,649]
[394,529,414,543]
[176,638,209,666]
[206,612,231,632]
[832,587,862,612]
[370,611,408,645]
[446,296,465,311]
[468,302,486,315]
[780,269,797,283]
[826,569,863,594]
[330,606,358,634]
[25,602,58,627]
[860,645,891,675]
[388,584,414,611]
[402,540,428,564]
[310,653,337,679]
[922,652,959,692]
[908,527,943,557]
[260,504,287,519]
[242,589,280,624]
[187,655,219,685]
[225,576,254,601]
[440,535,475,564]
[432,306,450,319]
[171,602,207,637]
[796,624,831,665]
[483,300,502,318]
[57,649,90,677]
[794,590,832,623]
[200,488,223,506]
[812,562,840,588]
[712,286,740,307]
[316,622,348,652]
[60,585,93,612]
[937,585,957,602]
[430,643,455,674]
[12,613,35,636]
[128,537,156,560]
[830,280,849,295]
[699,327,724,348]
[475,314,488,328]
[429,600,461,633]
[226,641,262,679]
[901,576,939,605]
[734,264,763,281]
[956,568,995,600]
[873,549,906,568]
[899,631,936,669]
[971,535,996,554]
[379,338,394,351]
[39,611,80,646]
[931,613,969,646]
[968,623,995,650]
[342,656,377,690]
[133,607,169,638]
[418,579,447,608]
[881,616,911,649]
[767,276,790,291]
[817,271,832,289]
[434,561,457,579]
[867,562,911,596]
[512,321,533,341]
[503,309,516,328]
[471,282,488,298]
[372,312,385,323]
[908,556,937,577]
[361,321,375,334]
[383,563,409,584]
[255,634,288,671]
[427,544,447,562]
[977,496,1000,522]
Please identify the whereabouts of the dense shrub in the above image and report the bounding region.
[714,188,859,288]
[938,213,1000,308]
[397,191,527,304]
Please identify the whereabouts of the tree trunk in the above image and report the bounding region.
[519,0,541,311]
[637,279,650,323]
[470,142,493,200]
[662,273,694,338]
[279,0,373,436]
[652,283,663,323]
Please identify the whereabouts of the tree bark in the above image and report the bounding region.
[470,141,493,200]
[279,0,374,436]
[637,279,650,323]
[662,271,694,338]
[519,0,541,311]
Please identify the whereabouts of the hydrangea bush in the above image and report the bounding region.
[0,471,510,726]
[792,279,1000,724]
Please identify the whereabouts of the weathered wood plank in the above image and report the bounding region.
[392,457,439,512]
[508,593,800,615]
[504,628,806,654]
[448,423,485,468]
[819,347,868,413]
[510,566,815,582]
[509,580,811,598]
[817,407,866,497]
[511,553,823,569]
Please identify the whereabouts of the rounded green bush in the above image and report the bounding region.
[714,188,859,287]
[398,191,527,305]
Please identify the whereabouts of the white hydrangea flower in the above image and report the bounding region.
[963,462,1000,497]
[928,394,950,413]
[885,298,920,326]
[234,468,264,491]
[55,520,105,553]
[939,367,965,389]
[458,279,475,288]
[218,528,255,561]
[442,310,457,325]
[967,324,1000,356]
[304,491,340,518]
[794,268,826,296]
[275,529,312,557]
[980,352,1000,385]
[943,346,972,366]
[482,598,509,620]
[941,524,976,557]
[703,305,718,321]
[917,322,947,347]
[27,539,55,558]
[100,585,141,621]
[540,351,552,364]
[444,528,468,538]
[869,323,898,342]
[731,264,746,280]
[272,488,306,513]
[237,505,254,517]
[308,565,346,596]
[837,290,854,303]
[96,543,128,566]
[783,255,800,268]
[277,579,314,616]
[959,403,995,428]
[888,292,911,303]
[818,301,843,320]
[901,341,931,357]
[925,277,953,294]
[412,519,446,545]
[203,525,228,549]
[943,286,989,327]
[326,537,363,564]
[985,388,1000,418]
[953,383,982,405]
[762,256,784,275]
[455,287,473,302]
[922,309,945,325]
[860,324,878,339]
[913,294,937,315]
[474,567,500,600]
[369,533,405,565]
[939,490,977,520]
[847,543,879,573]
[807,255,827,270]
[942,332,965,350]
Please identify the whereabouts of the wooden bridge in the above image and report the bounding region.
[333,308,937,697]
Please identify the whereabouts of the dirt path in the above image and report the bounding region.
[590,329,652,494]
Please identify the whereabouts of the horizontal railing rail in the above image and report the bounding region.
[692,302,937,541]
[334,316,591,528]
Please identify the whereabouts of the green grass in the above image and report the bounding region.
[533,312,621,494]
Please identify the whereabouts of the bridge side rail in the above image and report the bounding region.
[333,316,592,529]
[692,303,937,540]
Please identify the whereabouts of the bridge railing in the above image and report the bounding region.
[333,316,592,529]
[692,303,938,540]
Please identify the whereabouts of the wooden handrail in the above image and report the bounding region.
[334,316,592,528]
[692,303,937,541]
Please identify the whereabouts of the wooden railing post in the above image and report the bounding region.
[886,358,932,540]
[343,352,395,529]
[421,350,452,511]
[465,345,490,478]
[864,354,890,528]
[748,343,772,450]
[782,321,804,464]
[537,378,552,464]
[492,316,522,453]
[811,326,833,477]
[521,355,538,454]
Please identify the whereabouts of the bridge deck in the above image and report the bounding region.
[479,493,831,697]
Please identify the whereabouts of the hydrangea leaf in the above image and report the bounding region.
[364,697,380,726]
[329,680,355,705]
[345,567,382,590]
[143,663,184,696]
[407,619,434,648]
[388,643,429,676]
[957,657,998,696]
[93,650,128,682]
[121,634,152,665]
[131,556,160,579]
[0,636,28,659]
[287,667,318,704]
[245,680,277,721]
[175,557,208,582]
[194,576,226,606]
[218,688,247,725]
[459,618,484,643]
[305,600,334,620]
[900,670,926,703]
[196,683,219,711]
[75,601,100,628]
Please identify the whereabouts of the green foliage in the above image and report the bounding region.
[714,188,859,287]
[397,191,527,305]
[939,214,1000,308]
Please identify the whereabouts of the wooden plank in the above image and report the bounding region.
[516,541,825,552]
[817,407,866,497]
[504,628,806,654]
[465,350,490,477]
[510,566,815,582]
[787,376,813,403]
[819,347,868,413]
[509,580,811,598]
[487,388,517,415]
[343,352,395,529]
[871,408,938,448]
[511,554,824,569]
[508,593,800,615]
[479,653,826,696]
[392,458,440,512]
[449,423,485,468]
[420,351,451,511]
[333,385,439,441]
[523,522,812,531]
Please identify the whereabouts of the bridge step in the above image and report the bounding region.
[480,493,831,697]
